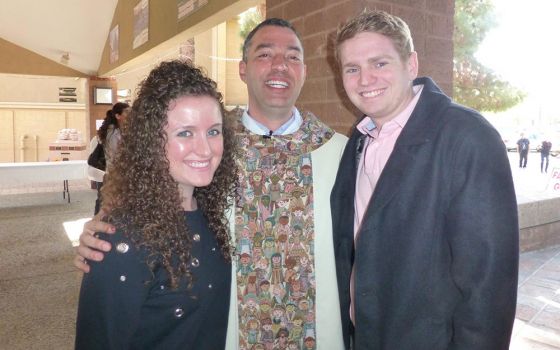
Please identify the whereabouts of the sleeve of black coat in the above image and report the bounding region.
[446,118,519,350]
[75,231,151,350]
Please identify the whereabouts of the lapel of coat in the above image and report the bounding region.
[367,77,451,214]
[331,126,365,244]
[340,122,367,195]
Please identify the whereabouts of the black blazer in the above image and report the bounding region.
[75,210,231,349]
[331,77,519,350]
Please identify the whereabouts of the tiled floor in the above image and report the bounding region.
[507,153,560,348]
[511,246,560,349]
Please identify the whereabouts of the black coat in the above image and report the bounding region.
[331,77,519,350]
[75,210,231,350]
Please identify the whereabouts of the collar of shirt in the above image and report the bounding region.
[241,107,303,136]
[356,84,424,138]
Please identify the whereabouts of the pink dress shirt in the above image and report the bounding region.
[350,85,423,322]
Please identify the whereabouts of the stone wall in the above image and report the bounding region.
[519,198,560,252]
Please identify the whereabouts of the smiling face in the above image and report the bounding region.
[239,25,306,126]
[165,95,223,201]
[339,31,418,127]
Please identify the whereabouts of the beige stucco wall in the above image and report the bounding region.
[226,19,247,107]
[0,75,87,163]
[0,111,15,162]
[0,74,86,104]
[0,107,87,163]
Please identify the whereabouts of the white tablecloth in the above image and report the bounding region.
[0,160,88,186]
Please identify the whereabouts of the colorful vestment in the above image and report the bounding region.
[225,109,347,349]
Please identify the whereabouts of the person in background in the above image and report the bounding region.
[86,135,105,201]
[75,60,237,349]
[331,10,519,349]
[540,139,552,173]
[74,18,348,349]
[92,102,130,214]
[517,132,530,168]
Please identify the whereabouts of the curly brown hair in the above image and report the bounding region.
[101,60,237,288]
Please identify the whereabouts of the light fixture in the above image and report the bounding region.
[60,52,70,65]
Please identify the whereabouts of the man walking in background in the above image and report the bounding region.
[540,139,552,173]
[517,132,530,168]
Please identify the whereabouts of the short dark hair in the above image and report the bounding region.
[242,18,302,62]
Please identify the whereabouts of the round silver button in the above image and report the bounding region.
[160,285,165,290]
[211,247,216,252]
[193,233,200,242]
[174,308,184,318]
[208,284,213,289]
[116,242,129,253]
[119,275,126,282]
[191,257,200,267]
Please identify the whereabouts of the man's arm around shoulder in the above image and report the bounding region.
[74,208,117,273]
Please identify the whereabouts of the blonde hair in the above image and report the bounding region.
[335,10,414,62]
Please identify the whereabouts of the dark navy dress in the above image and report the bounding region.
[76,209,231,349]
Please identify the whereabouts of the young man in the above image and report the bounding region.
[540,139,552,173]
[74,19,347,350]
[517,133,530,168]
[330,11,519,350]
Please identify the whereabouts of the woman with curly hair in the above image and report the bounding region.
[75,60,237,349]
